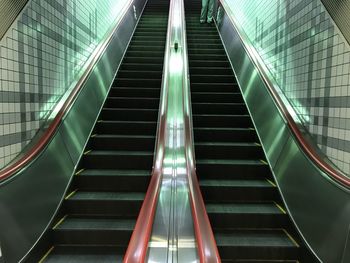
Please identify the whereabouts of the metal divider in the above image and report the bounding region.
[125,0,220,262]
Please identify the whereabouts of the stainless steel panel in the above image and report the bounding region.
[0,131,74,263]
[147,0,198,261]
[0,1,146,262]
[216,3,350,263]
[274,136,350,263]
[218,13,290,169]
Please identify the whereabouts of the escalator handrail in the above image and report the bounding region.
[181,0,222,262]
[218,0,350,188]
[0,0,135,183]
[123,0,172,262]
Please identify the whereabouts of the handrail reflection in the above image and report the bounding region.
[180,0,222,261]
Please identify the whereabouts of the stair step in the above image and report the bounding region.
[105,97,159,109]
[96,120,157,135]
[117,70,162,79]
[54,217,135,245]
[196,159,270,180]
[101,108,158,121]
[121,63,163,71]
[195,142,264,160]
[90,134,155,151]
[114,78,161,88]
[65,191,144,216]
[123,56,164,64]
[200,179,278,202]
[191,82,238,92]
[215,229,299,260]
[194,127,257,142]
[192,102,247,115]
[75,169,150,192]
[43,245,124,263]
[190,67,233,75]
[207,203,287,228]
[193,114,253,128]
[82,150,153,170]
[110,87,160,98]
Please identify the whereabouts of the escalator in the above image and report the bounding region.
[34,0,169,261]
[185,0,315,262]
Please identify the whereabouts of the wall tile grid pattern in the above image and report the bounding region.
[0,0,125,168]
[226,0,350,175]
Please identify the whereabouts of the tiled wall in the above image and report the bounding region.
[225,0,350,175]
[0,0,126,168]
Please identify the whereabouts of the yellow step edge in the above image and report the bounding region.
[65,189,78,200]
[283,229,300,248]
[38,246,54,263]
[260,159,268,165]
[254,142,261,146]
[274,201,287,214]
[52,215,68,230]
[75,169,84,176]
[84,149,92,155]
[91,134,97,138]
[266,179,276,187]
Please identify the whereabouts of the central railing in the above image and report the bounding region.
[124,0,221,262]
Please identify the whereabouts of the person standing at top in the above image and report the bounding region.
[200,0,215,23]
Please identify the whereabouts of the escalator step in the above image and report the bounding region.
[101,108,158,121]
[109,87,160,98]
[83,150,153,170]
[76,169,150,192]
[65,191,144,216]
[189,59,231,68]
[90,134,155,151]
[200,179,278,202]
[207,203,287,228]
[190,67,233,75]
[216,229,299,260]
[194,127,257,142]
[193,114,253,128]
[121,62,163,71]
[192,102,247,115]
[196,159,270,180]
[96,120,157,135]
[195,142,264,160]
[114,78,161,87]
[43,246,124,263]
[54,217,135,245]
[117,70,163,79]
[190,82,238,92]
[191,92,243,103]
[105,97,160,109]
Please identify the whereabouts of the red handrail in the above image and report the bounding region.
[0,1,134,183]
[181,0,221,259]
[123,112,166,262]
[123,168,163,262]
[219,0,350,188]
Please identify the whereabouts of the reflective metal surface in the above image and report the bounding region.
[145,0,198,261]
[215,1,350,262]
[0,1,146,262]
